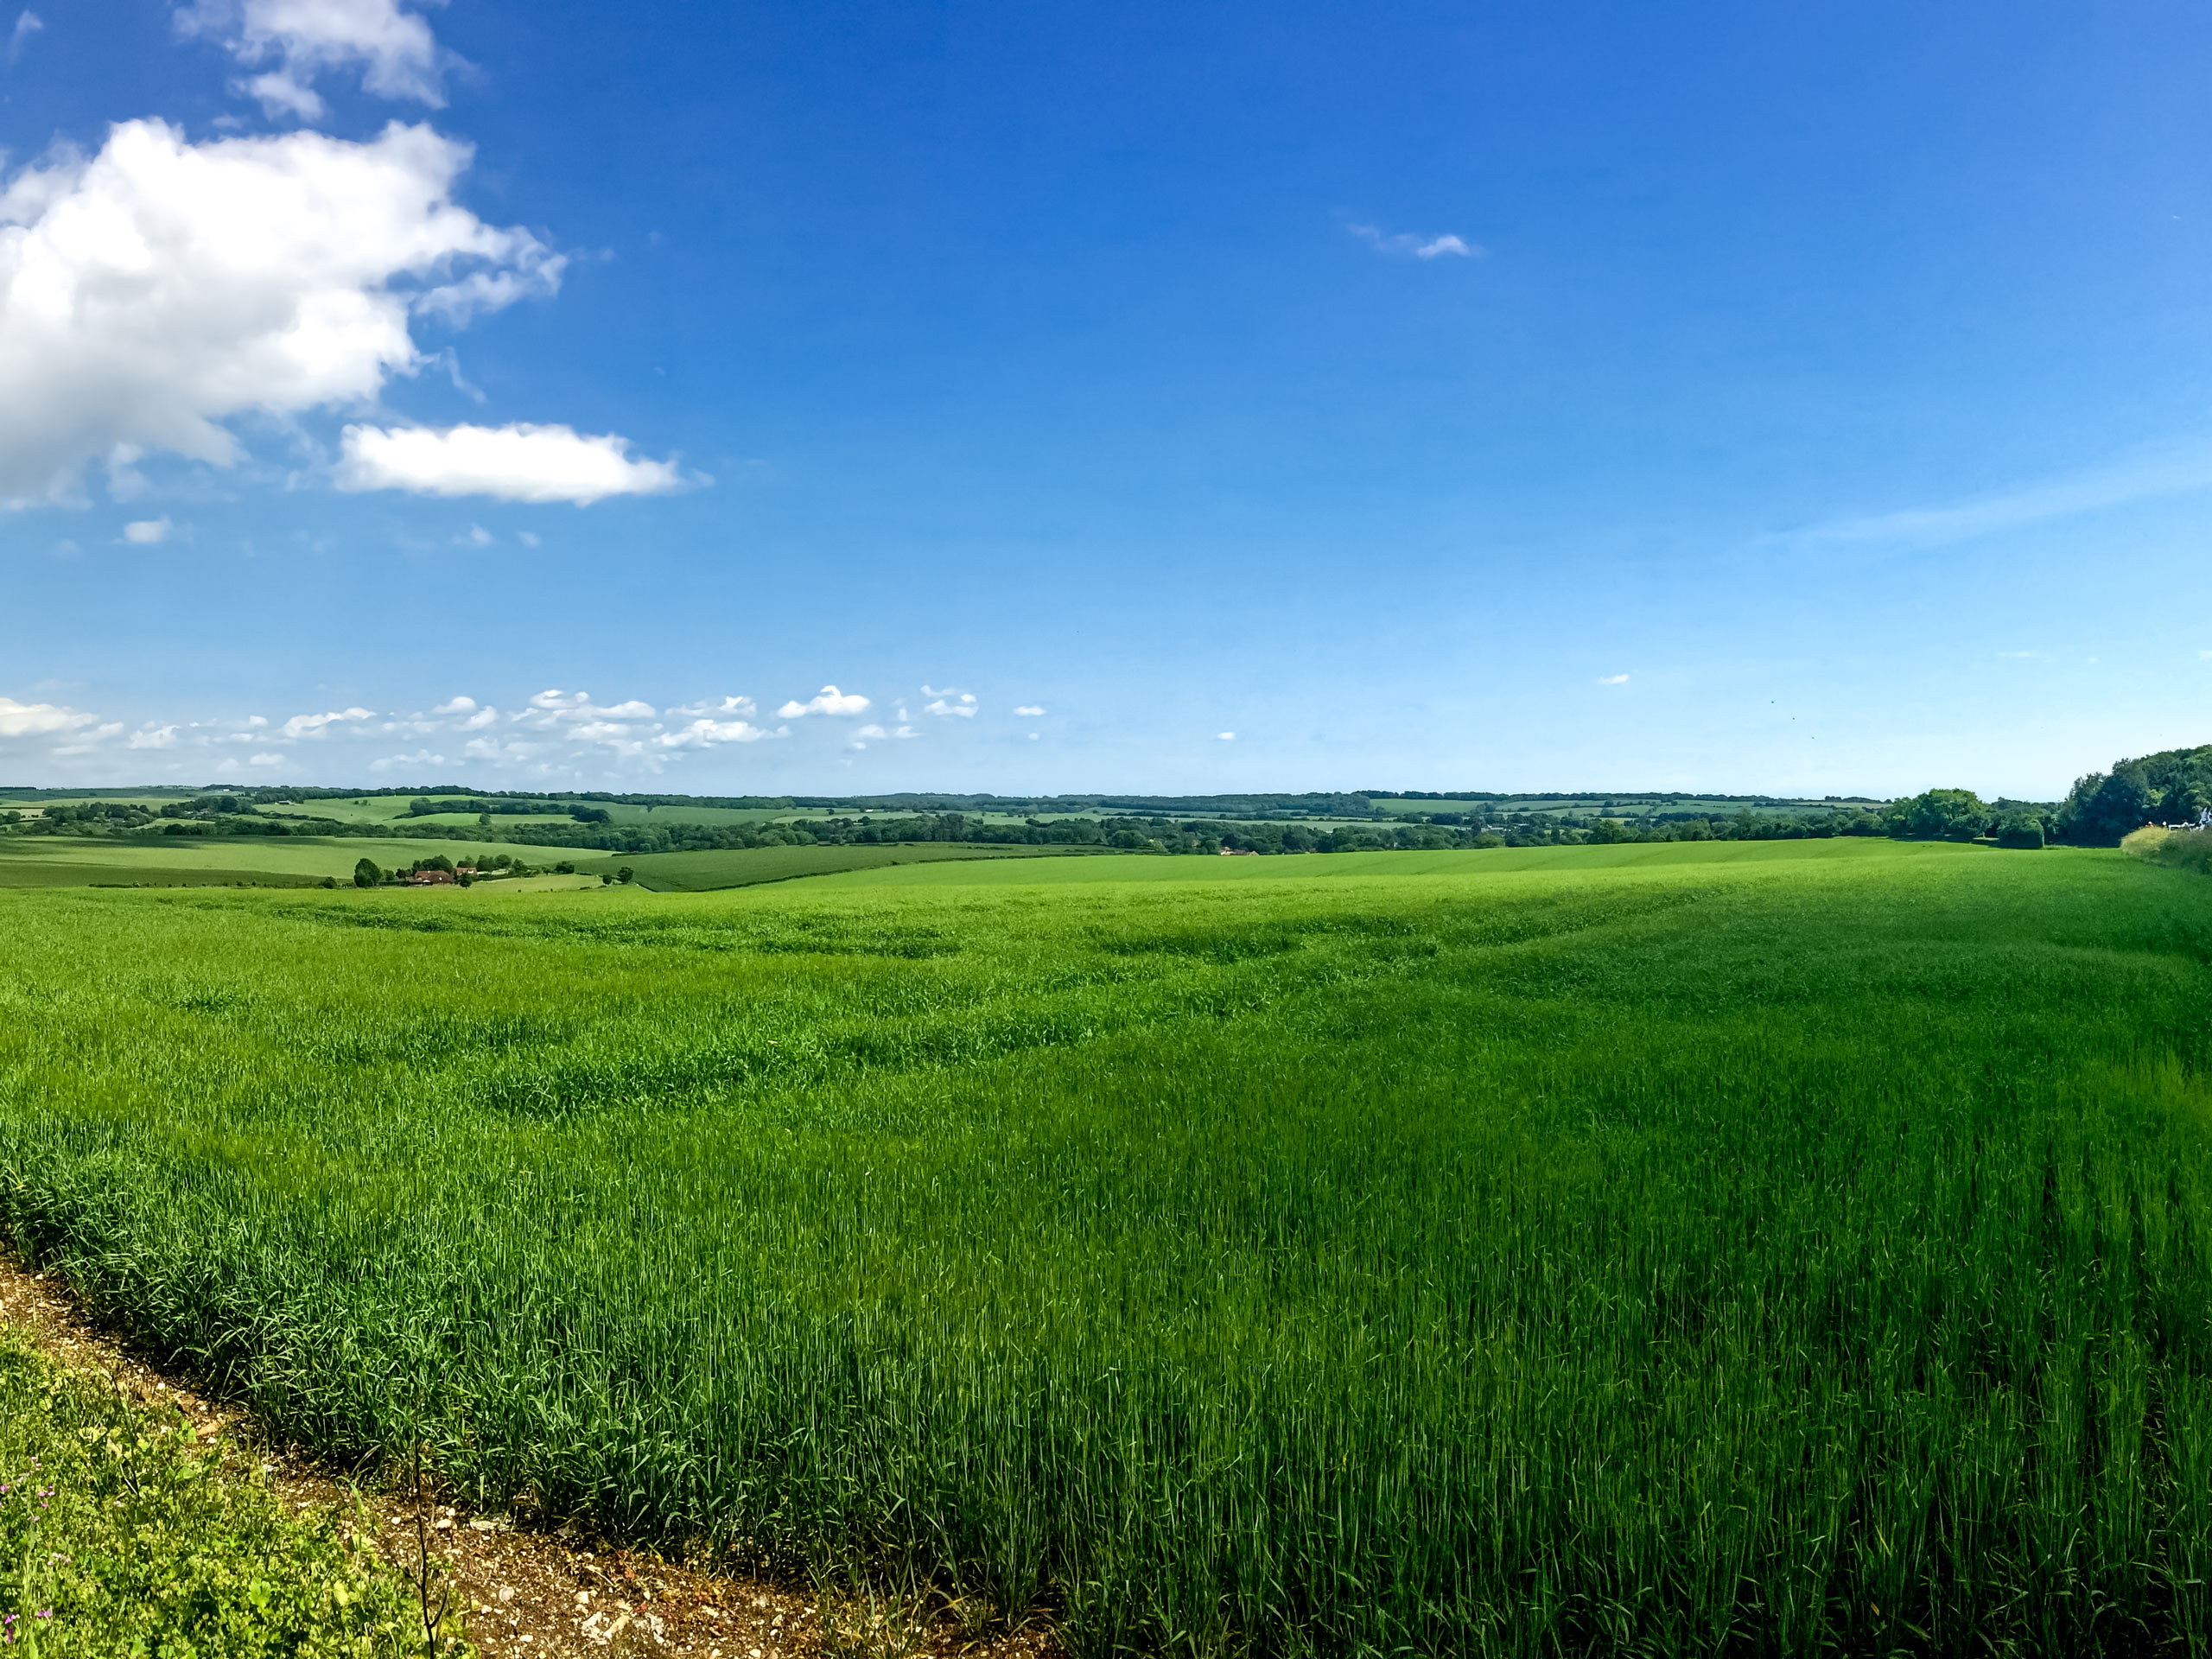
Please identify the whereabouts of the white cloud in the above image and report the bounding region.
[847,721,917,745]
[248,750,286,766]
[924,691,977,718]
[0,695,97,737]
[125,722,178,749]
[1013,704,1045,716]
[0,118,559,504]
[520,690,657,721]
[430,695,475,715]
[655,717,776,750]
[1349,224,1482,260]
[176,0,446,122]
[670,695,756,718]
[123,516,173,544]
[1217,731,1236,741]
[1597,673,1629,685]
[8,10,41,65]
[777,685,870,718]
[280,704,373,738]
[338,423,683,504]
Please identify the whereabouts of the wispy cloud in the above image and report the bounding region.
[1766,442,2212,555]
[1348,224,1482,260]
[176,0,448,122]
[7,10,41,66]
[1596,673,1628,685]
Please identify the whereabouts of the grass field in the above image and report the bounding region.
[265,797,840,830]
[0,835,545,887]
[596,841,1115,892]
[810,836,1966,888]
[0,840,2206,1654]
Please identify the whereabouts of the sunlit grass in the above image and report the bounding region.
[0,842,2204,1653]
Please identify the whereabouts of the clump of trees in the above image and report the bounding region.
[2054,745,2212,845]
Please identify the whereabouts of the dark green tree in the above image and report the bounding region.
[2056,746,2212,844]
[1894,789,1992,841]
[353,858,383,888]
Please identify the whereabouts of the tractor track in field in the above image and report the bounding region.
[0,1254,1061,1659]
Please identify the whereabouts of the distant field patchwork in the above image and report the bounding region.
[0,835,534,886]
[589,841,1112,892]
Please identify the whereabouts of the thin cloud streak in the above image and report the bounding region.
[1766,442,2212,555]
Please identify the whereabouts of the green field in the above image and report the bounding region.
[0,834,535,886]
[262,796,838,830]
[1,840,2208,1653]
[595,840,1115,892]
[811,836,1962,887]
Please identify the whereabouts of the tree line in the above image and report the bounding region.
[10,748,2202,855]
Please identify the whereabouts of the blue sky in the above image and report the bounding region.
[3,0,2211,798]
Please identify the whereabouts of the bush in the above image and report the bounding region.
[1995,816,2045,849]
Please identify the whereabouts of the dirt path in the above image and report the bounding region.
[0,1256,1058,1659]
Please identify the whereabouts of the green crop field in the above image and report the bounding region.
[0,840,2206,1654]
[808,835,1959,888]
[594,841,1115,892]
[0,834,537,887]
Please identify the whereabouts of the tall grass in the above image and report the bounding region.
[0,846,2208,1653]
[2130,824,2212,876]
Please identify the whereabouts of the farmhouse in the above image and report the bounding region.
[406,868,456,886]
